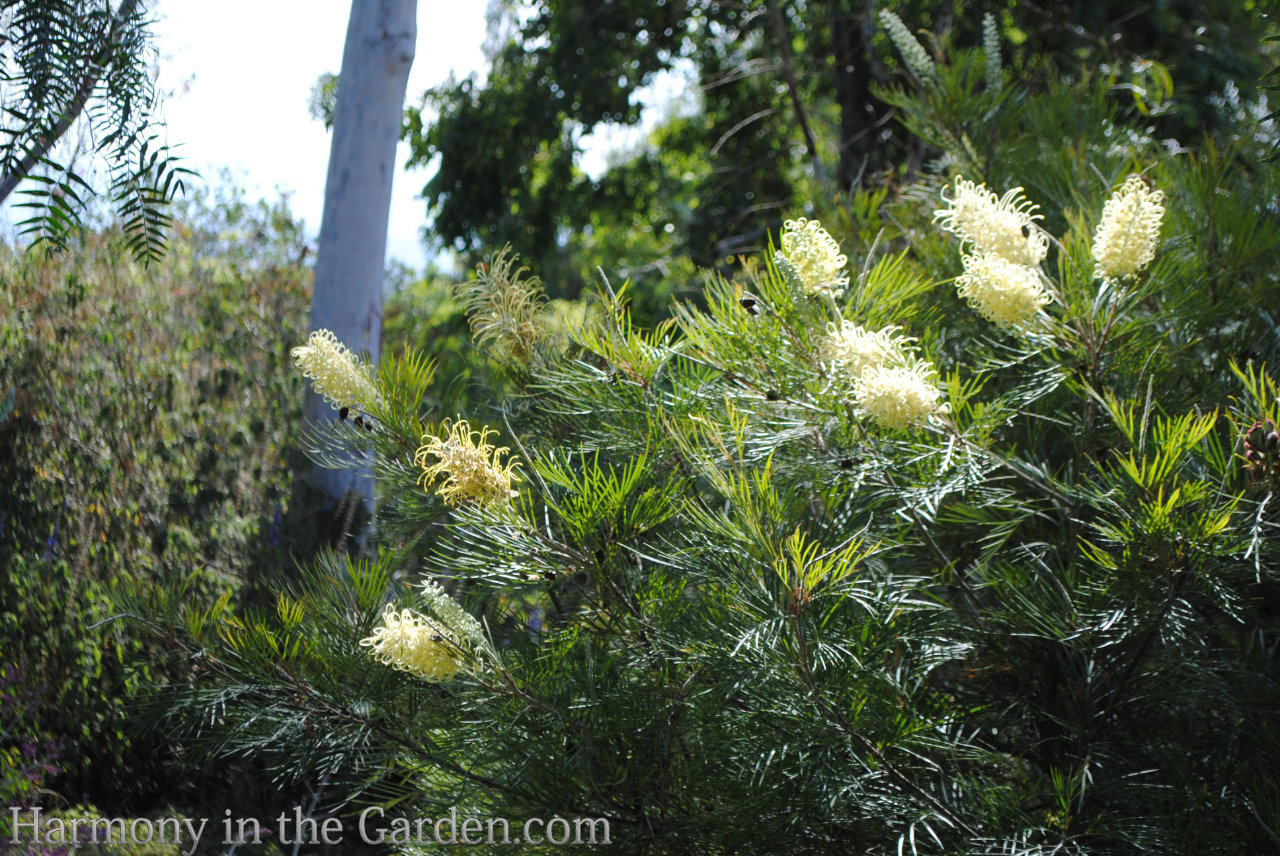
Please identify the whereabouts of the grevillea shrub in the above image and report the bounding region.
[143,24,1280,856]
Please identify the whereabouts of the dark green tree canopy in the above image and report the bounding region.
[407,1,706,264]
[409,0,1277,311]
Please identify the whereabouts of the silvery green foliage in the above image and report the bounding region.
[143,17,1280,856]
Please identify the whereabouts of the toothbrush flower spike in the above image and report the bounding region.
[775,218,849,298]
[1092,174,1165,279]
[291,329,380,413]
[955,251,1051,326]
[934,178,1048,267]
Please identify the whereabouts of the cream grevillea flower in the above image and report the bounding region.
[775,218,849,298]
[934,178,1048,267]
[415,419,521,508]
[854,360,948,431]
[824,321,913,380]
[291,329,379,412]
[360,605,462,681]
[1092,174,1165,279]
[956,251,1051,326]
[880,10,936,82]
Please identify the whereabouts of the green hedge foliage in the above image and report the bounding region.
[0,193,310,810]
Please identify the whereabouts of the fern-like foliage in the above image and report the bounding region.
[0,0,192,262]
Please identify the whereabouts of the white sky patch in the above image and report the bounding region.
[577,60,701,181]
[0,2,691,274]
[149,0,487,270]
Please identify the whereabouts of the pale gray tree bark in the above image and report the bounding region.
[306,0,417,519]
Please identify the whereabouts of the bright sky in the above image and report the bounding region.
[0,2,688,272]
[151,0,489,271]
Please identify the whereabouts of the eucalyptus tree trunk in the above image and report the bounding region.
[306,0,416,523]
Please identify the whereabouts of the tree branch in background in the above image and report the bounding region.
[832,0,877,189]
[0,0,141,205]
[766,0,827,185]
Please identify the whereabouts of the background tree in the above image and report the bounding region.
[406,0,859,309]
[0,0,189,261]
[304,0,417,528]
[407,0,1276,322]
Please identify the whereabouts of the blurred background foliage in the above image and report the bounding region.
[0,0,194,264]
[0,189,326,830]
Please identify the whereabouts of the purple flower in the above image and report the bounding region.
[268,504,283,547]
[41,526,59,560]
